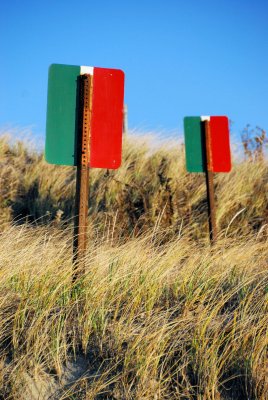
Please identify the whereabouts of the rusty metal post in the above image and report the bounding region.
[204,120,217,244]
[73,74,92,278]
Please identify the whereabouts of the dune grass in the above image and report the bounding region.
[0,132,267,399]
[0,134,267,240]
[0,224,267,399]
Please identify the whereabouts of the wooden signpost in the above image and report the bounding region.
[45,64,124,275]
[184,116,231,244]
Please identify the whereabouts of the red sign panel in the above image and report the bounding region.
[90,67,125,169]
[210,116,231,172]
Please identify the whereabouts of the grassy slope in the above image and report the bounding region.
[0,134,267,239]
[0,134,267,399]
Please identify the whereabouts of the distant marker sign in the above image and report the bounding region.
[45,63,124,168]
[183,116,231,244]
[184,116,231,173]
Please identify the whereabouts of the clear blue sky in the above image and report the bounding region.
[0,0,267,142]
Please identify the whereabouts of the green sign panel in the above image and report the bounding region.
[45,64,80,166]
[183,117,206,173]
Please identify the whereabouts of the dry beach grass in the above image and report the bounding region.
[0,225,267,399]
[0,133,267,399]
[0,133,267,238]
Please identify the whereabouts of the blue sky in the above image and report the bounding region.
[0,0,267,143]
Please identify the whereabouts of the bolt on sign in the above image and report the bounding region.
[46,64,124,168]
[183,116,231,244]
[45,63,125,277]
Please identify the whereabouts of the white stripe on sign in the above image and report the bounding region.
[201,116,210,121]
[80,66,94,75]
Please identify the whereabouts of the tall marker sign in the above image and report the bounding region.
[46,64,125,274]
[184,116,231,243]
